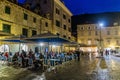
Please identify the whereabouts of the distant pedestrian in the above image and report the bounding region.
[75,49,80,61]
[105,50,109,56]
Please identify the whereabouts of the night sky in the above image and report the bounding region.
[18,0,25,3]
[63,0,120,15]
[18,0,120,15]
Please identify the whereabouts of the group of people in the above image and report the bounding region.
[0,49,82,70]
[0,49,44,69]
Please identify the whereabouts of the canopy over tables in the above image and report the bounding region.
[25,32,71,43]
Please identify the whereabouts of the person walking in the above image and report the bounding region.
[75,49,80,61]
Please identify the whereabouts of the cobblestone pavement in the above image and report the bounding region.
[1,55,120,80]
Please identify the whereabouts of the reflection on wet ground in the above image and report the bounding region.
[45,56,99,80]
[1,55,120,80]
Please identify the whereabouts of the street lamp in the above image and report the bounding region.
[99,23,104,56]
[99,23,103,49]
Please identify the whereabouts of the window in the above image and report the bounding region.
[5,6,11,14]
[32,30,37,36]
[95,31,98,35]
[56,8,60,15]
[107,31,110,35]
[63,25,66,30]
[68,28,71,32]
[80,27,84,30]
[95,26,98,30]
[63,14,66,19]
[115,30,118,35]
[24,13,28,20]
[45,22,48,27]
[88,26,91,30]
[56,20,60,27]
[56,33,60,36]
[3,24,11,33]
[63,35,66,38]
[22,28,28,37]
[33,17,36,23]
[68,19,71,23]
[68,37,71,39]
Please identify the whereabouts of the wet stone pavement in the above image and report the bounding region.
[1,55,120,80]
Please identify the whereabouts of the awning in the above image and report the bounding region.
[25,32,71,43]
[1,39,25,43]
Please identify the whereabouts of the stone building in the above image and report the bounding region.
[23,0,76,51]
[24,0,74,41]
[0,0,75,53]
[0,0,52,37]
[0,0,51,53]
[77,23,120,52]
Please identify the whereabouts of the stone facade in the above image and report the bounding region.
[0,0,52,53]
[24,0,74,41]
[0,0,52,38]
[0,0,75,53]
[77,23,120,50]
